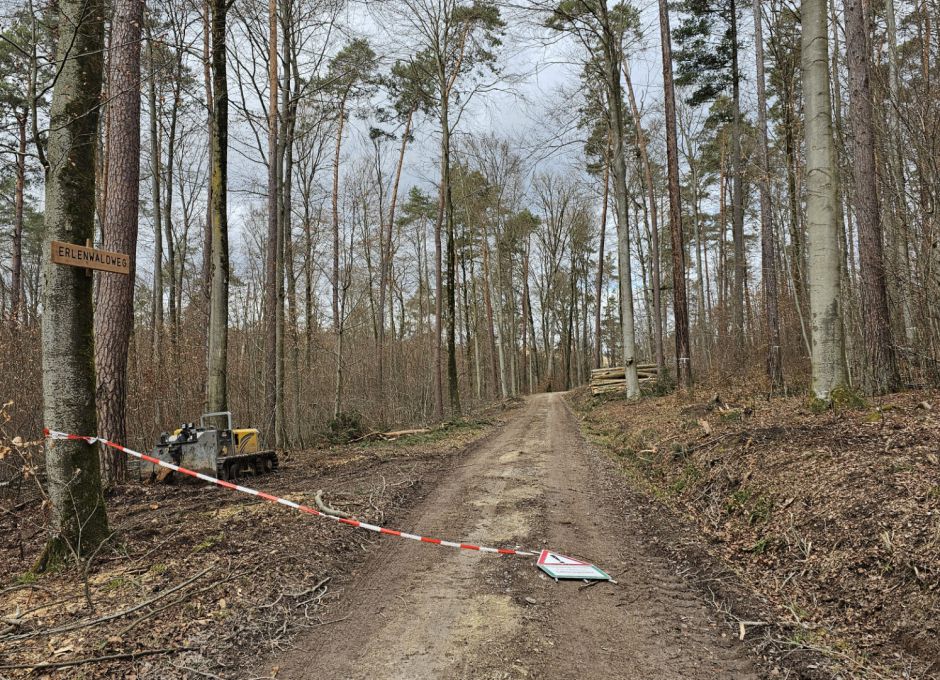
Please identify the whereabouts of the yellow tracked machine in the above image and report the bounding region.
[145,411,278,481]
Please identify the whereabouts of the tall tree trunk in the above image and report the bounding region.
[95,0,142,484]
[11,110,26,324]
[164,55,180,336]
[883,0,914,347]
[432,121,445,419]
[659,0,692,389]
[148,33,162,355]
[264,0,278,443]
[593,145,609,369]
[206,0,229,412]
[40,0,109,564]
[522,238,531,392]
[282,18,298,445]
[146,30,164,433]
[201,0,213,306]
[844,0,900,394]
[331,96,347,327]
[599,1,640,398]
[442,125,460,415]
[802,0,848,401]
[783,82,810,354]
[729,0,745,342]
[752,0,783,392]
[623,61,664,371]
[482,228,500,396]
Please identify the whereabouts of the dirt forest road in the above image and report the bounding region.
[272,393,761,679]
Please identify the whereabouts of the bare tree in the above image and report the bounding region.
[752,0,783,391]
[658,0,692,389]
[95,0,143,484]
[207,0,230,412]
[844,0,900,395]
[40,0,110,566]
[802,0,847,401]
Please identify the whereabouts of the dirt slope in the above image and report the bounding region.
[575,387,940,679]
[269,393,762,679]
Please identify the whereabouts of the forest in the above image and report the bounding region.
[0,0,939,677]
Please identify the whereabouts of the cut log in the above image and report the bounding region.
[380,428,430,440]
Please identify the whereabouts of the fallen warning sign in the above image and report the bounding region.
[537,549,611,581]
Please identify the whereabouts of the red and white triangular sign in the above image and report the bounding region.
[536,550,611,581]
[537,550,591,566]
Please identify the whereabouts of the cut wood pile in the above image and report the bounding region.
[590,364,658,395]
[352,428,431,443]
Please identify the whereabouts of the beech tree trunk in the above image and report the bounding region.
[95,0,143,484]
[802,0,848,401]
[598,1,640,398]
[41,0,109,564]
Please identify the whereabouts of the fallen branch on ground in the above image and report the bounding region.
[0,646,196,670]
[381,428,430,440]
[314,490,352,519]
[1,565,214,641]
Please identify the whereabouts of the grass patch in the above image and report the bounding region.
[15,571,38,585]
[669,463,701,495]
[192,532,225,555]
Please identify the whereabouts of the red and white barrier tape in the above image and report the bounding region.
[43,429,536,558]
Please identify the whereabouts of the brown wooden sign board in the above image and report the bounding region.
[51,241,130,275]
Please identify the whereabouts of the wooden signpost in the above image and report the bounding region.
[51,240,130,275]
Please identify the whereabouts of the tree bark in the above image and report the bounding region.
[658,0,692,389]
[164,46,181,336]
[147,31,162,357]
[844,0,900,395]
[802,0,848,401]
[95,0,143,484]
[752,0,784,392]
[593,145,609,369]
[206,0,229,413]
[442,117,460,415]
[331,96,346,332]
[11,109,26,324]
[623,61,664,371]
[729,0,746,342]
[380,107,414,412]
[264,0,278,443]
[598,1,640,398]
[41,0,110,562]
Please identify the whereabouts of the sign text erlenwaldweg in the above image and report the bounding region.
[51,240,130,275]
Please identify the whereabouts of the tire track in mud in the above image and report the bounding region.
[270,393,761,679]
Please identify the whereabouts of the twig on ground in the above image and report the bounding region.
[1,564,214,641]
[0,646,195,670]
[317,613,351,626]
[171,661,226,679]
[685,432,735,454]
[117,576,232,637]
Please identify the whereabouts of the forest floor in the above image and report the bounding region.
[1,389,936,679]
[573,385,940,679]
[0,410,507,678]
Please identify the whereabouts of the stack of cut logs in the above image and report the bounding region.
[590,364,658,395]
